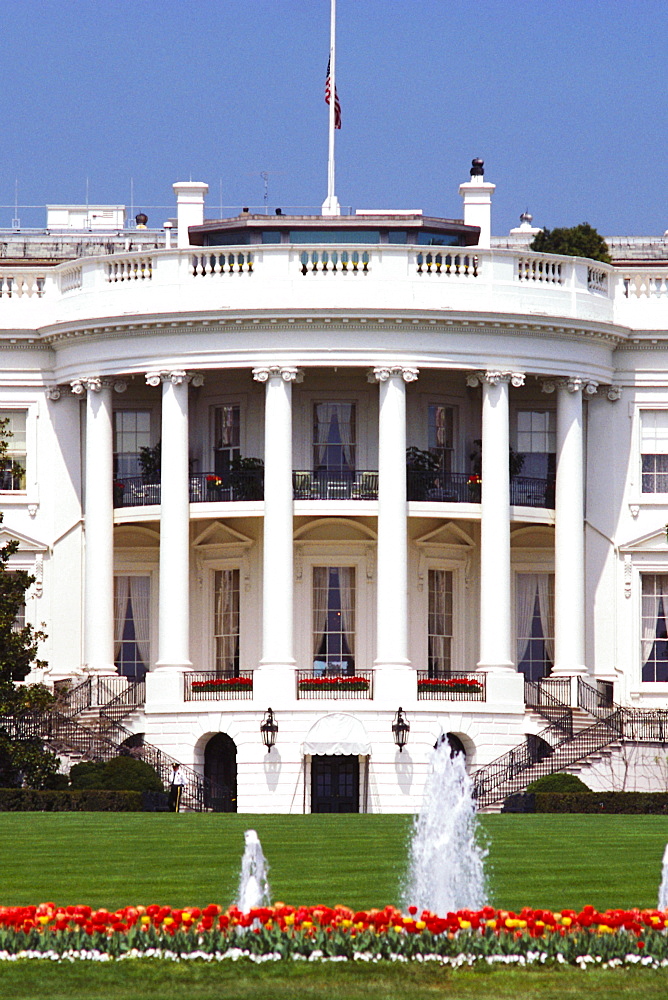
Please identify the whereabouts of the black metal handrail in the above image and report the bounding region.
[53,677,92,717]
[113,469,264,507]
[296,670,374,700]
[293,470,378,500]
[184,671,254,702]
[406,470,554,508]
[417,671,486,701]
[577,677,615,717]
[524,678,573,735]
[99,680,146,723]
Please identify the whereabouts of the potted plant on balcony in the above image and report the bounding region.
[469,439,524,501]
[406,446,440,501]
[229,456,264,500]
[138,442,161,483]
[206,474,223,499]
[113,480,125,506]
[298,675,369,693]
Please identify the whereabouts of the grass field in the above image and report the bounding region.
[1,812,668,999]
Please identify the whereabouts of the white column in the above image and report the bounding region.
[548,377,597,676]
[371,365,418,672]
[147,370,201,670]
[252,366,301,677]
[468,370,525,672]
[71,376,126,675]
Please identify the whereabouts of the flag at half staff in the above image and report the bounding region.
[325,58,341,129]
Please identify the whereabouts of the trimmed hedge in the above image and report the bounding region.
[534,791,668,814]
[0,788,142,811]
[527,772,591,793]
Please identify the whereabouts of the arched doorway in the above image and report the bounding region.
[204,733,237,812]
[311,755,359,813]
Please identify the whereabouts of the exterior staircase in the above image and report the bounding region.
[13,676,229,812]
[473,677,668,810]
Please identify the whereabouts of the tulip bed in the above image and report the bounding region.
[3,901,668,968]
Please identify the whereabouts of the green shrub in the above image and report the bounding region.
[535,792,668,814]
[0,789,142,811]
[69,756,162,792]
[527,773,592,793]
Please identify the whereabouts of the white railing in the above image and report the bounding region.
[587,266,608,294]
[298,248,370,274]
[623,271,668,298]
[106,255,153,282]
[0,272,46,298]
[191,251,254,276]
[60,266,82,293]
[415,250,478,277]
[516,255,563,284]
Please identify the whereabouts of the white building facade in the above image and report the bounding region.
[3,166,668,811]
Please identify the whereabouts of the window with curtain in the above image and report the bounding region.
[0,410,26,490]
[428,405,455,474]
[213,405,241,479]
[113,411,151,478]
[114,576,151,681]
[641,411,668,493]
[641,574,668,682]
[214,569,240,674]
[312,566,355,674]
[516,573,554,680]
[428,569,453,675]
[313,403,356,472]
[515,410,556,480]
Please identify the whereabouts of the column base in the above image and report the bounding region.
[551,665,587,677]
[84,664,118,677]
[254,663,297,705]
[476,660,516,673]
[154,660,193,671]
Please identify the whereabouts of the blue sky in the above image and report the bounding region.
[1,0,666,235]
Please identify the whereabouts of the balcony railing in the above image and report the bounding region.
[296,670,374,700]
[113,469,264,507]
[417,671,486,701]
[184,671,254,701]
[406,470,554,508]
[293,470,378,500]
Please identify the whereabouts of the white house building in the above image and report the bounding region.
[3,161,668,812]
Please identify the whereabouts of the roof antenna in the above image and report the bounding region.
[261,171,269,214]
[12,179,19,230]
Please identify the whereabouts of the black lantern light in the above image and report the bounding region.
[260,708,278,752]
[392,707,410,752]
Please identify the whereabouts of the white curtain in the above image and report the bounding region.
[516,574,538,666]
[338,567,356,660]
[129,576,151,670]
[215,570,239,673]
[641,575,668,665]
[312,567,329,658]
[336,404,355,470]
[536,573,555,666]
[113,576,129,661]
[428,569,449,673]
[313,405,330,469]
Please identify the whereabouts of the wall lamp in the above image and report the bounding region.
[392,707,410,752]
[260,708,278,752]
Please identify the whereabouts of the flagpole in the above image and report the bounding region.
[322,0,340,216]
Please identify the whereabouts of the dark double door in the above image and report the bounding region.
[311,755,359,813]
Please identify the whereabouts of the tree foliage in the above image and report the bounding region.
[69,756,163,792]
[530,223,611,263]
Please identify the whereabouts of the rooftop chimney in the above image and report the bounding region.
[173,181,209,249]
[459,159,495,249]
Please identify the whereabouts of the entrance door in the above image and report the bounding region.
[311,755,359,813]
[204,733,237,812]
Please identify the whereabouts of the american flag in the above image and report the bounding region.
[325,58,341,129]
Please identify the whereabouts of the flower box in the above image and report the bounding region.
[418,677,484,694]
[191,677,252,693]
[298,676,369,692]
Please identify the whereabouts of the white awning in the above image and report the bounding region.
[302,713,371,756]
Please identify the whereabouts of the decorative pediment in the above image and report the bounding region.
[294,517,377,542]
[619,527,668,554]
[414,522,474,549]
[193,521,254,548]
[0,525,48,553]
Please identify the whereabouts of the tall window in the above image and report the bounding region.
[515,410,556,480]
[516,573,554,680]
[641,411,668,493]
[313,403,356,472]
[213,405,241,478]
[641,574,668,682]
[114,411,151,478]
[114,576,151,682]
[0,410,26,490]
[313,567,356,673]
[428,569,453,675]
[428,405,454,473]
[214,569,240,674]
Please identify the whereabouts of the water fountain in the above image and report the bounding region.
[237,829,271,913]
[658,843,668,911]
[402,736,487,915]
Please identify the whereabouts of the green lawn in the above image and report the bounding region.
[1,812,668,999]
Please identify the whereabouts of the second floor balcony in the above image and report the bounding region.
[113,467,554,510]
